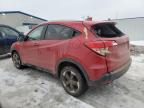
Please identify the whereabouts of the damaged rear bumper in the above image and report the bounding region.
[88,58,132,86]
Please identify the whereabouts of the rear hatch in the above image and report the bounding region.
[92,23,130,72]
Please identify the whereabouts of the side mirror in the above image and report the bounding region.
[17,33,26,42]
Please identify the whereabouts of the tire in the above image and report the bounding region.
[60,66,88,97]
[12,52,23,69]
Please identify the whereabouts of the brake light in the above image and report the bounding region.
[85,41,117,56]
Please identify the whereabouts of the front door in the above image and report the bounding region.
[20,25,46,66]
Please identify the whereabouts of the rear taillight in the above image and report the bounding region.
[85,41,117,56]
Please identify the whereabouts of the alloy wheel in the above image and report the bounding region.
[12,53,21,68]
[62,70,80,93]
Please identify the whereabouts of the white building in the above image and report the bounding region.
[0,11,47,34]
[112,17,144,41]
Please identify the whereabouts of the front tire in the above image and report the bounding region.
[60,66,88,97]
[12,52,23,69]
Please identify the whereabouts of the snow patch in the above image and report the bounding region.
[130,41,144,46]
[0,55,144,108]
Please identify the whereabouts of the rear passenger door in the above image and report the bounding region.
[37,24,78,72]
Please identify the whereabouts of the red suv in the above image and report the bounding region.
[11,21,132,96]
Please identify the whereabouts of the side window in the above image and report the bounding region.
[45,24,79,40]
[28,26,45,40]
[0,27,19,37]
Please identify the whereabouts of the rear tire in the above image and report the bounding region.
[60,66,88,97]
[12,52,23,69]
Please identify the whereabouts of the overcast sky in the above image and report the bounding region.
[0,0,144,20]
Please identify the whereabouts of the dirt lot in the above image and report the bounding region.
[0,52,144,108]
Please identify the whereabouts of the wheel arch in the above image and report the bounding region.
[11,49,22,62]
[56,58,89,83]
[11,48,18,55]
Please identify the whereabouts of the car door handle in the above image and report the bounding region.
[33,43,39,46]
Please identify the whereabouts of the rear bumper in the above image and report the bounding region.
[88,58,132,86]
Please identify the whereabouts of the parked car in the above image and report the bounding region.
[11,21,132,96]
[0,24,22,55]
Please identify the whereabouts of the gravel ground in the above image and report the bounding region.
[0,54,144,108]
[130,45,144,55]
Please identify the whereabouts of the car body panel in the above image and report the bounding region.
[103,36,131,72]
[20,41,39,66]
[36,39,70,73]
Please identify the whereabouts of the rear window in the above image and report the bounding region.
[92,23,124,38]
